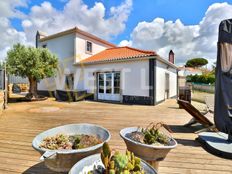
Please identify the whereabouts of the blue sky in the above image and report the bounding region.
[117,0,230,43]
[11,0,228,44]
[1,0,232,64]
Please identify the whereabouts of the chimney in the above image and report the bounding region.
[169,50,175,64]
[35,31,47,48]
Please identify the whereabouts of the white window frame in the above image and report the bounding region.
[86,41,93,54]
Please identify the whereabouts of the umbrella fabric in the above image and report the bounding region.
[215,19,232,138]
[220,43,232,73]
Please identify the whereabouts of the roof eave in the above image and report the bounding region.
[39,28,76,42]
[39,27,116,47]
[155,56,178,69]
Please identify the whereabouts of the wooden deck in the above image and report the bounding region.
[0,98,231,174]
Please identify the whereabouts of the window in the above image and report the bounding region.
[65,74,74,90]
[113,72,120,94]
[42,44,47,48]
[86,41,92,53]
[98,74,104,93]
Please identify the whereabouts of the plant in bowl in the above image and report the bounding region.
[120,122,177,170]
[128,123,171,146]
[40,133,102,150]
[69,142,157,174]
[32,124,110,172]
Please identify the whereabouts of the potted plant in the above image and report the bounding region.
[32,123,111,172]
[120,123,177,170]
[69,143,157,174]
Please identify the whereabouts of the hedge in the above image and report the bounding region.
[186,74,215,84]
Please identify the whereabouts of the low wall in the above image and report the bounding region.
[189,83,215,93]
[56,90,88,102]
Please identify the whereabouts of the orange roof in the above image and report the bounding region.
[80,46,157,64]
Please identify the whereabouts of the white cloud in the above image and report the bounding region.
[121,2,232,66]
[22,19,32,28]
[119,40,132,47]
[0,17,28,57]
[0,0,28,18]
[0,0,29,60]
[0,0,132,60]
[22,0,132,43]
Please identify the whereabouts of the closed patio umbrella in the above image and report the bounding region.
[215,19,232,142]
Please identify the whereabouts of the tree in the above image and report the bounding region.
[0,62,4,70]
[6,43,58,99]
[185,58,208,68]
[211,62,216,75]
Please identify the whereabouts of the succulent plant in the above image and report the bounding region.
[113,153,128,172]
[101,142,111,168]
[141,122,170,145]
[101,143,144,174]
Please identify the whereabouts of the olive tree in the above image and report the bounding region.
[6,43,58,99]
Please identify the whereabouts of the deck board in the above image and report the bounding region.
[0,98,231,174]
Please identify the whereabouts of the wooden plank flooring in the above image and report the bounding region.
[0,98,231,174]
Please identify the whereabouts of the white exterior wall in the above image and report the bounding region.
[74,33,112,63]
[155,60,177,103]
[38,32,112,91]
[74,60,150,97]
[38,33,76,91]
[178,69,202,76]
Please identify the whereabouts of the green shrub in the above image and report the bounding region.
[186,74,215,84]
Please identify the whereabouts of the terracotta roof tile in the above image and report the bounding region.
[80,46,157,64]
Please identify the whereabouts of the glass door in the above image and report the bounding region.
[97,72,121,101]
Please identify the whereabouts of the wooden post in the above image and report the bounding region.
[3,63,7,109]
[147,160,159,171]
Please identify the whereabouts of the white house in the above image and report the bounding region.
[178,66,203,87]
[178,67,203,77]
[36,27,178,105]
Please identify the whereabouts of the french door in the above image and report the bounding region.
[98,72,120,101]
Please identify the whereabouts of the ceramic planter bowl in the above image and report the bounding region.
[32,123,111,172]
[120,127,177,161]
[69,154,157,174]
